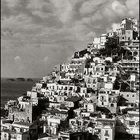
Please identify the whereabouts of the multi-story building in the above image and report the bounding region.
[126,39,139,58]
[8,103,33,123]
[1,129,30,140]
[84,75,98,89]
[120,91,137,104]
[93,37,101,49]
[123,111,139,138]
[97,88,118,113]
[1,121,31,140]
[100,34,107,48]
[118,59,139,73]
[95,117,116,140]
[115,18,139,42]
[43,115,61,135]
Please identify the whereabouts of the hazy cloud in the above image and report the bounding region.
[125,0,139,17]
[5,0,20,8]
[43,56,49,62]
[14,56,21,62]
[1,0,139,77]
[50,0,74,24]
[79,0,109,15]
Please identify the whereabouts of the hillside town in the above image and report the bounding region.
[1,17,139,140]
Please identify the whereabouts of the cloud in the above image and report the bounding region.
[14,56,21,62]
[79,0,139,20]
[5,0,20,8]
[1,14,33,31]
[1,0,139,78]
[14,55,25,71]
[111,1,127,16]
[125,0,139,17]
[86,32,96,40]
[27,0,49,10]
[43,56,49,62]
[50,0,74,24]
[79,0,109,15]
[27,0,55,18]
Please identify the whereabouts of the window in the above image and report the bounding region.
[78,121,82,126]
[132,95,135,97]
[85,104,87,108]
[102,102,104,105]
[71,121,75,125]
[101,96,104,100]
[111,103,114,107]
[88,79,91,83]
[129,121,135,126]
[104,130,109,136]
[96,68,100,71]
[4,134,7,138]
[105,138,108,140]
[127,94,129,97]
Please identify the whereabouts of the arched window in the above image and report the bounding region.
[105,130,109,136]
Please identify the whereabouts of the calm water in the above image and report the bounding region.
[1,78,39,107]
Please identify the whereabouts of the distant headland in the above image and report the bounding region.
[1,77,40,82]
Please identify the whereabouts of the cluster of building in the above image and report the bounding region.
[1,17,139,140]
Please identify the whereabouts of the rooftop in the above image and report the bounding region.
[13,121,31,127]
[97,118,116,122]
[46,108,68,115]
[65,96,81,102]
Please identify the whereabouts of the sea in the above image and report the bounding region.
[1,78,39,107]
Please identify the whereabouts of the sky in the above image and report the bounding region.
[1,0,139,78]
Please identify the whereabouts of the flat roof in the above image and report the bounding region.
[13,121,31,127]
